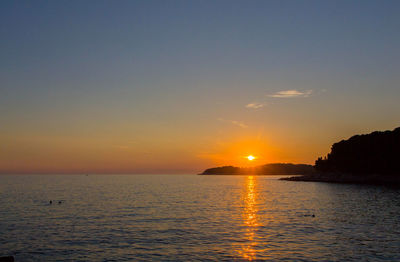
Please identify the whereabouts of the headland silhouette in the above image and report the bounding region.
[282,127,400,184]
[200,163,314,176]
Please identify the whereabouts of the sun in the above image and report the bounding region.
[247,155,255,161]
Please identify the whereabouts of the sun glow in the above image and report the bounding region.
[247,155,255,161]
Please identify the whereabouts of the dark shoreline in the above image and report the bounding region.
[280,172,400,185]
[198,173,301,176]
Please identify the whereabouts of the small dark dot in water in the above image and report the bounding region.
[0,255,14,262]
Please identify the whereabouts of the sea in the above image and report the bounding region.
[0,174,399,261]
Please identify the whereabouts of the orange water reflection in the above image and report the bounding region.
[236,175,263,260]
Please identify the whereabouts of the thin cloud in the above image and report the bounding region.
[113,145,130,150]
[246,102,265,109]
[268,89,313,98]
[218,118,248,128]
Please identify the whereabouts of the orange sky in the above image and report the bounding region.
[1,1,400,174]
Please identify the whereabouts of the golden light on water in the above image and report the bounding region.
[236,175,262,260]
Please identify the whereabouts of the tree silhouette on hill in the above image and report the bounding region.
[315,127,400,176]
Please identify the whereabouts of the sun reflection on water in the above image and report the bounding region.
[236,175,262,260]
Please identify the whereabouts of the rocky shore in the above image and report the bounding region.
[280,172,400,185]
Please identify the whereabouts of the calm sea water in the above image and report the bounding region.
[0,175,399,261]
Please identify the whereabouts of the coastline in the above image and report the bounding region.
[280,172,400,185]
[198,173,303,176]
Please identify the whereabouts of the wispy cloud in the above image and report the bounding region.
[245,102,265,109]
[268,89,313,98]
[218,118,248,128]
[113,141,137,150]
[113,145,130,150]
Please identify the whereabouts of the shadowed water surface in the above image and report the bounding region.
[0,175,399,261]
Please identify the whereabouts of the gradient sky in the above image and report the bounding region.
[1,0,400,174]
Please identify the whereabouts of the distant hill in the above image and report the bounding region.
[200,163,315,175]
[315,127,400,176]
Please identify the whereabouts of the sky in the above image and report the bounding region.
[1,0,400,174]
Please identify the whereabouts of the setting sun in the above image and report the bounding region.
[247,155,255,161]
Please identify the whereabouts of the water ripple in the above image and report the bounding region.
[0,175,399,261]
